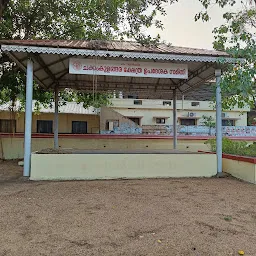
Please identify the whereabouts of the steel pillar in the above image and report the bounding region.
[173,89,177,149]
[215,69,222,174]
[54,86,59,149]
[23,58,33,177]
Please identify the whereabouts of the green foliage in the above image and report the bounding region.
[205,138,256,157]
[0,0,171,43]
[75,92,113,109]
[2,0,255,112]
[1,0,177,111]
[195,0,256,110]
[0,0,9,17]
[201,115,216,135]
[0,65,25,106]
[201,115,215,128]
[195,0,237,22]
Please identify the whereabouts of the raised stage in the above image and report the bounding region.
[30,149,217,180]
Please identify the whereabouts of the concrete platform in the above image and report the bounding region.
[30,150,217,180]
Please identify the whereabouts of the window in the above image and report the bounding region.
[222,120,235,126]
[180,119,196,126]
[72,121,87,134]
[191,102,200,107]
[163,101,172,106]
[37,120,53,133]
[128,95,138,99]
[134,100,142,105]
[156,118,166,124]
[0,119,16,133]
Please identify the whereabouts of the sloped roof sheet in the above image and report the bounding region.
[0,40,236,100]
[0,39,229,57]
[0,101,99,115]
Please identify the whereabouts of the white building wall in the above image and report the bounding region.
[110,99,249,126]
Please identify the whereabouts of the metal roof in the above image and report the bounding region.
[0,40,230,57]
[0,40,238,101]
[0,101,99,115]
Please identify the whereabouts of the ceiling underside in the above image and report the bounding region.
[7,51,218,100]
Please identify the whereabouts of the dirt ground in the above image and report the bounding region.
[0,160,23,181]
[0,161,256,256]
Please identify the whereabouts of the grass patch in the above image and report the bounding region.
[205,138,256,157]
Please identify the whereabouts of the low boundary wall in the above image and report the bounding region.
[223,154,256,184]
[30,152,217,180]
[1,133,254,160]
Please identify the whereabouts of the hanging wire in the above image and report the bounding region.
[92,55,98,104]
[95,55,98,102]
[92,57,95,103]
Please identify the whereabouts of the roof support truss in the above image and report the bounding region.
[33,54,57,87]
[178,63,214,92]
[5,52,47,89]
[33,55,70,72]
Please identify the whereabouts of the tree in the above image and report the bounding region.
[0,0,173,42]
[195,0,256,110]
[2,0,255,113]
[0,0,176,111]
[0,0,9,18]
[201,115,216,135]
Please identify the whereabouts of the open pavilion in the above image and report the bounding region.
[0,40,239,179]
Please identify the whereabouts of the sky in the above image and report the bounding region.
[147,0,243,50]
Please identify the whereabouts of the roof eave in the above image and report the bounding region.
[1,44,242,63]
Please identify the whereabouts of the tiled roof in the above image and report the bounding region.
[0,101,99,115]
[0,39,229,57]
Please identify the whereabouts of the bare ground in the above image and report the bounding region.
[0,160,23,181]
[0,161,256,256]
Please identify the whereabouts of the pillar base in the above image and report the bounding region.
[216,172,230,178]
